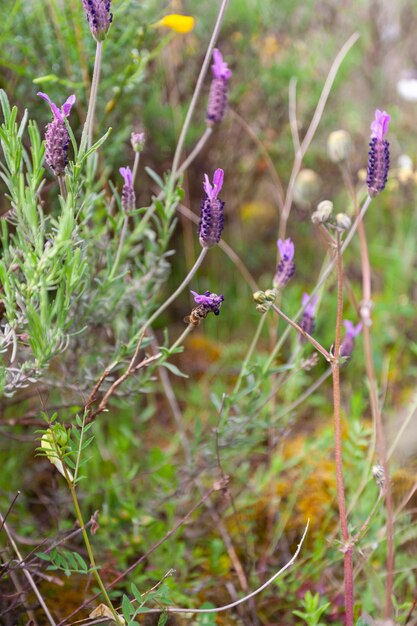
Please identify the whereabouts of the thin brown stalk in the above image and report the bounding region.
[271,303,331,361]
[332,232,354,626]
[343,165,395,617]
[0,514,57,626]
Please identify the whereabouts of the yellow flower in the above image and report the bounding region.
[153,14,195,34]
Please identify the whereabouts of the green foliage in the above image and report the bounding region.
[292,591,330,626]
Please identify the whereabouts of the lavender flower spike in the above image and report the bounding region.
[82,0,112,41]
[206,48,232,126]
[191,290,224,315]
[37,92,76,176]
[273,238,295,290]
[198,168,225,248]
[367,109,390,197]
[299,293,318,343]
[340,320,362,359]
[119,166,135,212]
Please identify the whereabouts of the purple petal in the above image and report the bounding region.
[61,94,76,117]
[370,109,391,140]
[190,290,211,305]
[203,173,213,198]
[302,293,318,316]
[119,166,133,187]
[37,91,62,120]
[353,322,363,336]
[212,48,232,80]
[212,168,224,196]
[277,238,295,261]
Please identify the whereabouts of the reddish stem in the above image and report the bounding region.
[332,233,354,626]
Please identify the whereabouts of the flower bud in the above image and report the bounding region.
[293,169,321,205]
[327,130,352,163]
[131,131,145,153]
[335,213,351,231]
[253,291,266,304]
[312,200,333,224]
[264,289,276,302]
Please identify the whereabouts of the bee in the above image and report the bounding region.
[183,305,209,326]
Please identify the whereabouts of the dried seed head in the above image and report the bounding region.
[372,464,385,488]
[327,130,352,163]
[293,169,321,205]
[335,213,352,231]
[312,200,333,224]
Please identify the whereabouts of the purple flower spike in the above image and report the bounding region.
[300,293,318,344]
[206,48,231,126]
[199,169,225,248]
[190,290,224,316]
[82,0,113,41]
[340,320,362,359]
[119,166,135,212]
[367,109,390,197]
[37,92,76,176]
[273,238,295,290]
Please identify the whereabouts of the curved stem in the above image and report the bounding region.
[143,247,208,335]
[170,0,229,179]
[176,127,212,178]
[139,522,309,615]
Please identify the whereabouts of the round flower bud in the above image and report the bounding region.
[264,289,276,302]
[253,290,266,304]
[327,130,352,163]
[312,200,333,224]
[131,131,145,153]
[335,213,352,231]
[293,169,321,206]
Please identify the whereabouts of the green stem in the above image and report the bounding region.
[66,477,121,624]
[170,0,229,179]
[233,313,266,395]
[80,40,103,154]
[141,247,208,335]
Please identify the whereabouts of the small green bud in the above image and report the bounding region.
[253,290,266,304]
[131,131,145,153]
[312,200,333,224]
[256,304,268,314]
[264,289,276,302]
[335,212,352,230]
[327,130,352,163]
